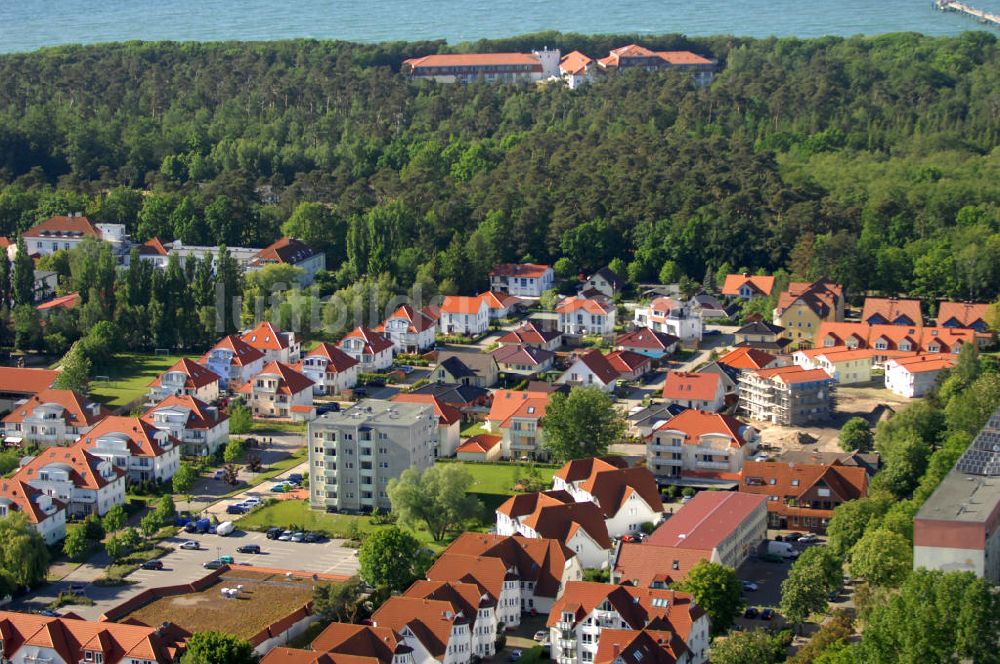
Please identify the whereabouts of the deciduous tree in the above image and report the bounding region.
[849,527,912,587]
[357,527,427,593]
[675,561,742,636]
[387,465,482,542]
[542,387,626,462]
[180,631,256,664]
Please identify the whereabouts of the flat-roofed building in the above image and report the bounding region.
[403,51,560,84]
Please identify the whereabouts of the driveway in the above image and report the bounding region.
[201,460,309,519]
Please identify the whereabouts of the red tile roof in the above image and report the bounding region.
[721,274,775,297]
[371,596,458,659]
[498,322,562,346]
[262,647,380,664]
[0,479,64,524]
[652,409,754,449]
[887,353,958,374]
[456,433,502,455]
[554,457,629,483]
[478,291,521,311]
[556,296,612,315]
[595,629,688,664]
[580,466,664,517]
[568,349,620,385]
[615,328,678,352]
[36,292,81,312]
[16,444,124,489]
[718,347,777,371]
[775,279,843,318]
[200,334,265,366]
[138,237,169,256]
[148,358,220,389]
[383,304,436,333]
[489,263,551,279]
[142,394,227,430]
[404,53,542,70]
[237,361,314,396]
[304,343,360,373]
[661,371,720,402]
[560,50,593,75]
[862,297,923,325]
[391,393,462,425]
[24,215,101,239]
[310,623,405,662]
[496,490,574,519]
[487,390,550,428]
[749,365,833,385]
[0,367,59,396]
[252,237,318,266]
[937,301,990,328]
[79,416,180,458]
[654,51,715,65]
[648,492,766,550]
[3,388,108,428]
[340,327,394,356]
[613,542,711,588]
[817,322,974,353]
[242,321,293,352]
[521,501,612,548]
[440,295,485,315]
[740,460,869,517]
[606,349,652,374]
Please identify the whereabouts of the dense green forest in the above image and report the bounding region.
[0,32,999,306]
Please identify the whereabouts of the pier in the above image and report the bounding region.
[935,0,1000,28]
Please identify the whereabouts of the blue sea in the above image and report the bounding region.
[1,0,999,54]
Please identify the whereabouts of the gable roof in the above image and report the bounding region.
[590,267,625,290]
[647,492,766,550]
[437,351,498,379]
[3,388,108,428]
[498,322,562,346]
[251,237,319,266]
[492,344,555,367]
[489,263,551,279]
[740,460,869,504]
[0,479,64,524]
[311,623,405,662]
[560,50,593,75]
[242,321,293,352]
[661,371,720,402]
[594,629,688,664]
[37,292,81,312]
[556,296,612,315]
[477,291,522,311]
[340,327,394,355]
[718,347,777,371]
[775,279,843,318]
[237,361,314,396]
[405,52,542,70]
[304,343,360,373]
[410,382,490,407]
[487,389,550,428]
[566,349,620,385]
[456,434,503,455]
[79,416,179,458]
[261,647,381,664]
[24,215,101,239]
[936,301,991,328]
[138,237,169,256]
[16,444,124,489]
[606,350,652,374]
[580,466,664,518]
[615,328,678,352]
[861,297,923,325]
[520,501,612,549]
[382,304,436,333]
[613,542,711,588]
[555,457,629,483]
[148,357,220,389]
[818,322,974,353]
[142,394,227,430]
[0,367,59,397]
[440,295,486,315]
[391,393,462,426]
[886,353,958,374]
[371,596,459,659]
[735,320,785,336]
[653,409,754,449]
[201,334,265,367]
[721,274,775,297]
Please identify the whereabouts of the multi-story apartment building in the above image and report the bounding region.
[298,342,359,396]
[404,579,500,660]
[816,322,975,355]
[308,399,437,512]
[552,457,664,535]
[2,388,108,447]
[304,623,414,664]
[937,301,992,332]
[632,298,702,343]
[486,389,551,460]
[861,297,923,326]
[390,393,462,457]
[77,416,182,483]
[242,321,301,364]
[380,304,437,354]
[147,357,221,404]
[142,394,230,457]
[370,595,482,664]
[548,582,709,664]
[647,410,760,484]
[489,263,555,297]
[16,444,126,517]
[199,334,266,390]
[403,51,560,85]
[495,492,612,568]
[557,296,616,337]
[247,236,326,286]
[738,366,835,425]
[884,354,958,398]
[237,361,314,420]
[772,278,844,349]
[0,478,67,544]
[597,43,717,86]
[338,326,395,373]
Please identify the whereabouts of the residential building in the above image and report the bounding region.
[583,267,625,299]
[615,328,678,361]
[339,326,394,372]
[435,350,499,388]
[0,367,59,413]
[817,322,975,355]
[498,321,563,351]
[410,382,491,416]
[775,449,882,479]
[560,50,596,89]
[688,293,729,320]
[598,42,718,86]
[137,237,260,270]
[486,389,550,460]
[861,297,922,326]
[646,492,768,569]
[242,321,301,364]
[308,623,411,664]
[557,350,621,393]
[557,296,616,336]
[77,416,182,483]
[913,406,1000,583]
[440,296,490,337]
[773,278,845,349]
[721,273,775,300]
[380,304,437,354]
[147,357,221,404]
[427,532,583,622]
[489,263,555,297]
[402,50,561,84]
[0,479,66,544]
[495,492,612,568]
[695,362,739,397]
[593,629,692,664]
[369,595,476,664]
[308,399,437,512]
[733,320,790,352]
[612,542,710,588]
[718,347,781,373]
[661,372,724,412]
[548,582,709,664]
[142,394,229,457]
[552,457,665,535]
[739,459,869,533]
[237,361,315,420]
[248,236,326,286]
[937,301,991,332]
[17,444,126,517]
[2,388,108,447]
[478,291,523,320]
[632,298,702,343]
[0,611,190,664]
[647,410,760,485]
[606,350,652,381]
[36,291,81,315]
[792,347,876,385]
[199,334,266,390]
[492,344,555,377]
[626,403,688,439]
[456,433,503,462]
[391,393,462,457]
[738,366,835,425]
[884,354,958,398]
[403,579,501,660]
[299,343,359,396]
[22,213,129,258]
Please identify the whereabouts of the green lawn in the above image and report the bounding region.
[250,421,307,435]
[454,461,557,495]
[460,421,489,437]
[88,353,199,409]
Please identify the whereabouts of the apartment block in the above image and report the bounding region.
[738,366,835,425]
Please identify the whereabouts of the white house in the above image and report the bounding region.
[77,416,182,483]
[885,354,958,398]
[391,393,463,457]
[199,334,266,391]
[380,304,437,354]
[142,394,230,458]
[439,296,490,337]
[237,361,315,419]
[661,371,725,411]
[403,580,501,660]
[551,457,664,536]
[557,350,621,393]
[582,267,625,299]
[556,296,616,336]
[2,388,108,447]
[489,263,555,298]
[486,389,551,460]
[147,357,221,404]
[633,297,703,343]
[338,326,394,373]
[22,214,129,258]
[560,50,596,89]
[478,291,522,320]
[299,342,359,395]
[16,444,126,517]
[0,479,67,544]
[647,409,760,484]
[247,236,326,286]
[242,321,301,364]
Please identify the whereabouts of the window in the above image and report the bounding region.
[791,479,799,486]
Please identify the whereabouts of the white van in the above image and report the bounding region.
[216,521,235,537]
[767,540,800,559]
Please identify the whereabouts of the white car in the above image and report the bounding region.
[533,630,548,642]
[798,534,820,544]
[741,580,759,592]
[179,540,200,550]
[243,497,261,506]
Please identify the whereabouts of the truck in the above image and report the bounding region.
[216,521,235,536]
[767,540,800,559]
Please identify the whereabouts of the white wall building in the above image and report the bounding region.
[199,334,266,391]
[0,479,67,544]
[299,342,360,396]
[78,417,182,483]
[142,394,230,458]
[633,297,703,343]
[439,296,490,337]
[16,445,126,517]
[338,326,395,373]
[489,263,555,298]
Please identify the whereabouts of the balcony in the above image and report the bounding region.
[696,460,730,470]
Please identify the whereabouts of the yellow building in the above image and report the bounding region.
[793,348,874,385]
[773,279,844,349]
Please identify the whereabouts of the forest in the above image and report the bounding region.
[0,31,998,313]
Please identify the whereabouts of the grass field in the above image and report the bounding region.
[88,353,199,408]
[456,461,557,495]
[460,421,489,437]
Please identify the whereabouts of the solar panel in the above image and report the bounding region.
[956,406,1000,476]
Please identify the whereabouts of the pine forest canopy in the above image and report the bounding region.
[0,31,998,301]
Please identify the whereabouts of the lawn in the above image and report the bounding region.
[249,420,307,435]
[460,420,489,437]
[89,353,199,409]
[454,461,557,495]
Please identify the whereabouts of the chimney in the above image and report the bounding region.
[613,644,621,657]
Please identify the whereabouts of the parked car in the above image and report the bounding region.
[783,532,803,542]
[179,540,200,550]
[741,580,758,592]
[213,469,226,480]
[38,610,60,617]
[278,530,293,541]
[743,607,759,619]
[237,544,260,554]
[287,474,303,484]
[68,583,87,594]
[509,650,523,662]
[219,555,234,564]
[270,484,287,493]
[141,560,164,570]
[761,609,775,621]
[316,403,341,415]
[290,531,305,543]
[174,516,191,527]
[303,532,322,543]
[266,527,283,540]
[203,559,224,570]
[226,504,248,515]
[798,534,820,544]
[533,631,548,642]
[399,365,413,374]
[352,388,367,398]
[761,553,785,563]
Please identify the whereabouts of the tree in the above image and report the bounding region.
[228,401,253,435]
[358,527,427,592]
[104,534,126,561]
[849,527,912,587]
[0,513,50,587]
[180,631,256,664]
[53,343,92,393]
[788,609,854,664]
[709,630,787,664]
[314,576,366,623]
[62,526,91,561]
[539,288,559,311]
[387,465,482,542]
[223,437,244,464]
[172,463,198,502]
[140,512,162,538]
[221,463,239,486]
[839,416,874,453]
[155,494,177,523]
[102,503,126,534]
[781,547,842,629]
[11,237,33,306]
[553,257,575,279]
[675,561,742,635]
[542,387,626,462]
[826,494,892,558]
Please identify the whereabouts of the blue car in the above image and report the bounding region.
[270,484,286,492]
